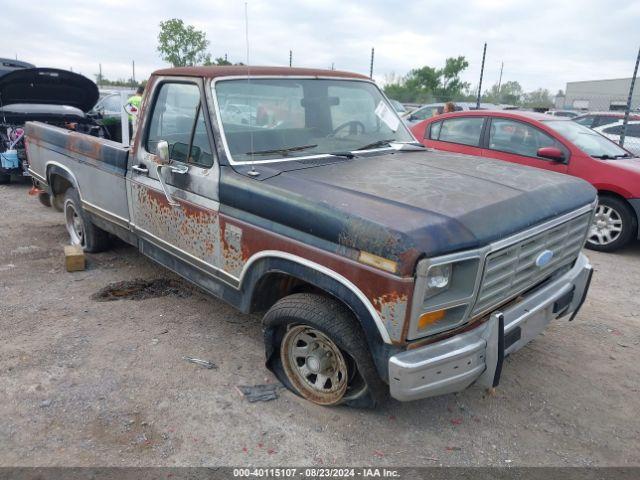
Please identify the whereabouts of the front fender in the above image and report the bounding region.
[239,254,402,381]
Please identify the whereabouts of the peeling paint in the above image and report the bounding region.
[373,292,408,341]
[131,183,221,265]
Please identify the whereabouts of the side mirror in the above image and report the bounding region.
[408,114,418,121]
[156,140,170,165]
[537,146,565,162]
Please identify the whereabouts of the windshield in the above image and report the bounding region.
[545,120,632,158]
[213,78,413,162]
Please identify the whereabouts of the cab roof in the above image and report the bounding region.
[152,65,369,80]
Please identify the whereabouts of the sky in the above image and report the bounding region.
[3,0,640,94]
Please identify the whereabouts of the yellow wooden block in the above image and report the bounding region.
[64,245,85,272]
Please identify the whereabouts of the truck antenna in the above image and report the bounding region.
[245,1,259,177]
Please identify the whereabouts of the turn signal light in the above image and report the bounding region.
[417,309,446,330]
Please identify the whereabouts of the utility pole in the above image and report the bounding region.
[289,50,292,67]
[369,47,375,79]
[99,63,103,85]
[620,46,640,147]
[496,61,504,102]
[476,43,487,109]
[132,60,136,84]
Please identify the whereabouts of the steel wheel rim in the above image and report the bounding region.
[281,325,348,405]
[589,204,623,246]
[64,199,85,247]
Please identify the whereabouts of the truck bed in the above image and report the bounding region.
[25,121,131,224]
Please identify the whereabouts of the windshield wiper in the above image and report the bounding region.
[355,139,396,151]
[614,153,633,158]
[329,151,355,159]
[355,139,425,151]
[591,154,614,159]
[246,144,318,157]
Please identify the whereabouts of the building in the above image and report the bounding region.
[563,77,640,111]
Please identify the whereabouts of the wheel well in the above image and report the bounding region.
[598,190,636,216]
[49,172,73,197]
[249,272,324,313]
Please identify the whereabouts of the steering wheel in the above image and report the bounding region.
[332,120,366,136]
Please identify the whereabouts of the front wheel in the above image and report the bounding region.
[586,195,637,252]
[263,293,387,408]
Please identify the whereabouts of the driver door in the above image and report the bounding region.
[127,77,228,282]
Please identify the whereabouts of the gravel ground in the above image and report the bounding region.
[1,182,639,467]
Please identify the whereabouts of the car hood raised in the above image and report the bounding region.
[0,68,99,112]
[221,150,596,275]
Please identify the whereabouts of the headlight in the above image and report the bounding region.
[424,263,452,300]
[408,255,481,340]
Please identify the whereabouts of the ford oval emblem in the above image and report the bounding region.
[535,250,554,268]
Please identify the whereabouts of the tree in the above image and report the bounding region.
[93,74,141,88]
[157,19,210,67]
[203,55,244,66]
[483,80,523,104]
[522,88,553,108]
[383,57,470,103]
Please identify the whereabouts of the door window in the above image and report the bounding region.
[433,117,484,146]
[603,124,640,137]
[102,94,122,114]
[428,121,442,139]
[593,116,620,128]
[146,82,214,167]
[488,118,556,158]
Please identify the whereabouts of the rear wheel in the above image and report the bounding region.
[38,192,52,208]
[586,195,636,252]
[63,188,111,253]
[263,293,387,408]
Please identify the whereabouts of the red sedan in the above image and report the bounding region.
[410,110,640,252]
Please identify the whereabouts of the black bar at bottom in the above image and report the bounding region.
[493,313,505,388]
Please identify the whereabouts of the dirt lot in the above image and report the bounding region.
[1,182,639,467]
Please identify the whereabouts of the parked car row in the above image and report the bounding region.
[410,110,640,251]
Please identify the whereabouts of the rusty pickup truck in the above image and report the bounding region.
[25,66,596,408]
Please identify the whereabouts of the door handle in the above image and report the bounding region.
[167,164,189,174]
[131,164,149,174]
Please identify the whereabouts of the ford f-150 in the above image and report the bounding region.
[25,66,596,407]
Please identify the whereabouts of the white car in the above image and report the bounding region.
[594,120,640,156]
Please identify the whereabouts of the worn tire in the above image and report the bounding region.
[586,195,637,252]
[63,188,111,253]
[51,193,64,212]
[0,174,10,185]
[263,293,387,408]
[38,192,52,208]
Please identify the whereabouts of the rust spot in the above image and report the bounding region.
[373,292,408,341]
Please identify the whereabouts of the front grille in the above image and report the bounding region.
[472,212,591,317]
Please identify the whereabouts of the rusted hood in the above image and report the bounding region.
[220,150,596,275]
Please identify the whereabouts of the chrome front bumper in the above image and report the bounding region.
[389,253,593,402]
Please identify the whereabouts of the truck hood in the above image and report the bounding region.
[221,150,596,275]
[0,68,99,112]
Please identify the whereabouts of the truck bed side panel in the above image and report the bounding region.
[25,121,130,224]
